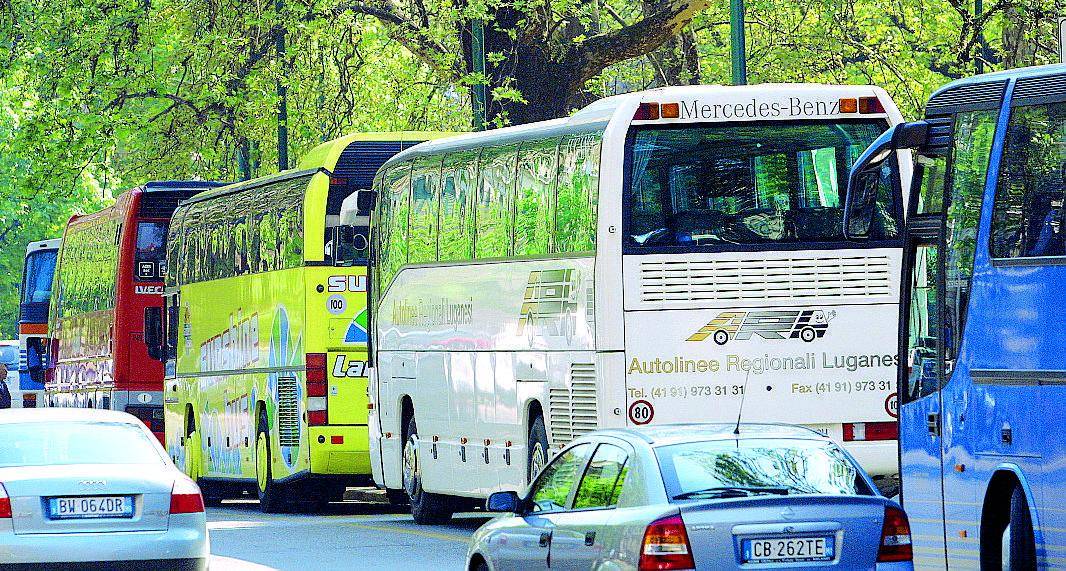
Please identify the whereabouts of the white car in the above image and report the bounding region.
[0,408,209,570]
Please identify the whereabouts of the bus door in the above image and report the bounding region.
[899,215,947,569]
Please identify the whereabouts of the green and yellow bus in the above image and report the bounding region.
[154,133,450,512]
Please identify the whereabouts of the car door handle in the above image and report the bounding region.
[539,531,551,547]
[584,531,596,546]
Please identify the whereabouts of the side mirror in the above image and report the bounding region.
[144,307,163,361]
[340,189,378,226]
[486,490,522,513]
[843,121,928,240]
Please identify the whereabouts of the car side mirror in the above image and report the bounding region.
[144,307,163,362]
[486,491,522,513]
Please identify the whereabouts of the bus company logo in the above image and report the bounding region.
[518,269,578,337]
[332,355,367,378]
[687,309,835,345]
[328,275,367,293]
[135,285,163,295]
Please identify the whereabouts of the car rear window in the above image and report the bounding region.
[655,438,868,500]
[0,422,165,468]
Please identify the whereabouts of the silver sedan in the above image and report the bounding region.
[0,408,209,570]
[467,423,913,571]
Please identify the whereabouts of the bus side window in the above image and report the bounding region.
[515,138,559,256]
[556,133,601,253]
[410,157,443,264]
[990,101,1066,259]
[439,152,477,262]
[380,163,411,291]
[476,145,519,259]
[943,109,997,368]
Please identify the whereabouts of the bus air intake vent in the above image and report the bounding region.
[926,80,1005,114]
[639,254,893,307]
[277,376,301,448]
[548,363,598,447]
[1012,73,1066,106]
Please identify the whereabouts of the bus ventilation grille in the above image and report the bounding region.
[277,377,301,448]
[639,254,893,306]
[548,364,598,447]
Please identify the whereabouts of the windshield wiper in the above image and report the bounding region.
[673,486,790,500]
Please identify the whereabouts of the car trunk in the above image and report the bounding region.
[679,495,890,569]
[1,464,173,534]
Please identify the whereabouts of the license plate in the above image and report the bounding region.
[742,536,834,563]
[49,496,134,519]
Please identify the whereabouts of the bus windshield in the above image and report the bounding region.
[625,120,900,250]
[21,249,57,304]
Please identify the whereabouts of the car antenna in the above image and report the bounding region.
[734,367,752,435]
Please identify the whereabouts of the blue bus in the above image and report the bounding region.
[845,63,1066,569]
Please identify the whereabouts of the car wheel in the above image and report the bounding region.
[1002,485,1037,570]
[403,417,453,524]
[527,415,549,483]
[256,410,289,513]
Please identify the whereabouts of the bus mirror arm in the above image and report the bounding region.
[144,307,164,362]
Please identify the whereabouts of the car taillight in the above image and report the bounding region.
[843,421,898,442]
[639,514,695,571]
[125,405,165,434]
[0,483,11,519]
[877,506,913,562]
[170,478,205,515]
[307,353,328,426]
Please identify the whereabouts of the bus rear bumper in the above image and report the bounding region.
[309,426,372,475]
[842,439,899,477]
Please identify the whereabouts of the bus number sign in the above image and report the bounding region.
[327,295,347,315]
[629,400,654,426]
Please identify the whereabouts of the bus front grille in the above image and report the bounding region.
[639,254,893,307]
[276,377,301,448]
[548,363,598,447]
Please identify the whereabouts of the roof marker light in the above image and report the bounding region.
[634,102,660,121]
[839,98,858,113]
[859,96,886,114]
[660,103,680,119]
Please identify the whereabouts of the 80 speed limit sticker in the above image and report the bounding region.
[628,400,654,426]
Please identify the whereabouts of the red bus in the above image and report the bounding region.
[46,181,223,441]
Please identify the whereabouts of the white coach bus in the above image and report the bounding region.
[365,84,911,523]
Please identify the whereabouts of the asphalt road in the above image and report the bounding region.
[207,500,491,571]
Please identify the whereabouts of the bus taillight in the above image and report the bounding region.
[843,421,898,442]
[633,102,660,121]
[307,353,328,426]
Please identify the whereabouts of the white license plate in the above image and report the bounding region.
[742,536,834,563]
[49,496,134,519]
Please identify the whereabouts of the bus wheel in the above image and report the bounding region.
[712,330,729,345]
[1002,485,1037,570]
[255,411,288,513]
[527,415,549,482]
[403,417,453,525]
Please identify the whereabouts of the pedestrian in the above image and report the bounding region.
[0,363,11,409]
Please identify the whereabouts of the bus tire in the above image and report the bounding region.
[527,415,549,483]
[255,410,289,514]
[1004,485,1037,570]
[403,417,453,525]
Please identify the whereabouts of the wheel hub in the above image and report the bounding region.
[402,435,420,497]
[529,442,547,481]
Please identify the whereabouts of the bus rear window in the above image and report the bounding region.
[135,221,168,282]
[625,120,900,250]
